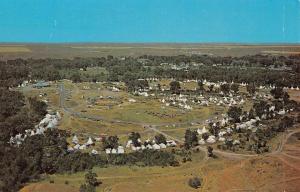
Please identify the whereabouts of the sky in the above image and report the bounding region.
[0,0,300,43]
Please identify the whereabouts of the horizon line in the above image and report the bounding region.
[0,42,300,45]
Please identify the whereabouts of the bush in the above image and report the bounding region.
[188,177,201,189]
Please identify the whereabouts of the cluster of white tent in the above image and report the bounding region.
[284,86,300,91]
[9,112,61,146]
[134,91,156,97]
[161,93,247,110]
[161,94,193,110]
[196,117,230,145]
[205,95,245,107]
[105,146,125,154]
[126,139,177,151]
[111,86,120,92]
[68,135,96,153]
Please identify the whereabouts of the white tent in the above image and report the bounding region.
[152,144,161,150]
[146,144,153,149]
[233,140,240,145]
[72,135,79,144]
[198,139,205,145]
[86,137,94,146]
[159,143,167,149]
[56,111,61,119]
[67,146,74,152]
[79,144,87,150]
[126,140,132,148]
[91,149,98,155]
[201,126,208,134]
[117,146,125,154]
[111,148,117,154]
[207,135,216,143]
[131,146,137,151]
[166,140,176,147]
[74,144,80,150]
[30,130,35,136]
[105,148,111,154]
[218,137,225,142]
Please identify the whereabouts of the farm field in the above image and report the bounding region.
[1,43,300,59]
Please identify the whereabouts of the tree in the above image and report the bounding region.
[220,83,230,95]
[197,81,205,92]
[28,97,47,119]
[207,146,214,157]
[157,83,161,91]
[188,177,201,189]
[102,136,119,149]
[253,101,268,118]
[184,129,198,149]
[227,106,242,123]
[270,87,284,99]
[231,83,239,93]
[71,72,81,83]
[169,81,181,94]
[85,170,99,187]
[202,132,209,141]
[128,132,141,147]
[154,134,167,144]
[80,170,100,192]
[246,83,256,95]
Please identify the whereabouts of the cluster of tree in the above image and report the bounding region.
[2,54,300,89]
[184,129,198,149]
[125,79,149,92]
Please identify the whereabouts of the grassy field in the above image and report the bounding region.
[1,43,300,59]
[21,141,300,192]
[0,45,31,53]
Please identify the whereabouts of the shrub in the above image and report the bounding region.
[188,177,201,189]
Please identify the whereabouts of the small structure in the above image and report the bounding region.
[105,148,111,154]
[79,144,87,150]
[33,81,50,89]
[111,148,117,154]
[74,144,81,150]
[206,135,216,144]
[159,143,167,149]
[117,146,125,154]
[86,137,94,146]
[67,146,74,152]
[198,139,205,145]
[72,135,79,144]
[152,143,161,150]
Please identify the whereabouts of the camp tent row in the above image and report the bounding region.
[105,146,125,154]
[9,112,61,146]
[126,139,176,151]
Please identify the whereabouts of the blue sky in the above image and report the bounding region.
[0,0,299,43]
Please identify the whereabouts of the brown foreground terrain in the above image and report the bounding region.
[20,126,300,192]
[1,43,300,59]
